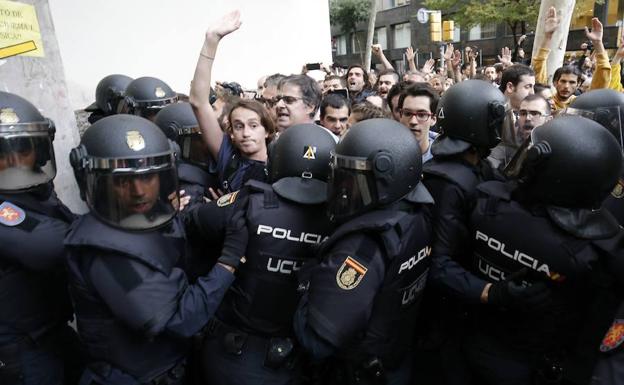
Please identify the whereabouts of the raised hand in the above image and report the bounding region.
[206,10,242,41]
[498,47,513,67]
[422,58,435,74]
[585,17,603,42]
[451,49,462,68]
[371,43,383,56]
[443,43,454,61]
[405,46,415,61]
[544,6,561,37]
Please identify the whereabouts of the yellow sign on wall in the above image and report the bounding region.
[0,0,44,58]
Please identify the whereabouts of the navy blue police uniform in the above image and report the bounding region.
[465,180,624,385]
[0,188,83,385]
[65,214,235,385]
[192,123,338,385]
[294,204,432,385]
[193,181,332,384]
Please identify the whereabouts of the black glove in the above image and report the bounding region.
[488,270,552,311]
[217,189,249,269]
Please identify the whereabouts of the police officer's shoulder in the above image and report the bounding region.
[65,214,179,275]
[215,191,240,208]
[0,201,27,227]
[476,180,513,201]
[333,252,372,291]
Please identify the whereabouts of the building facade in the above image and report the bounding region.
[331,0,624,73]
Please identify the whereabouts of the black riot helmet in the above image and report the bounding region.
[328,118,425,221]
[432,79,507,157]
[70,114,179,231]
[0,91,57,192]
[268,123,336,204]
[154,102,211,168]
[120,76,178,121]
[85,74,134,116]
[512,115,622,208]
[568,89,624,150]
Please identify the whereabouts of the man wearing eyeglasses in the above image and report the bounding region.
[516,94,552,142]
[273,75,322,132]
[489,94,551,169]
[398,83,439,163]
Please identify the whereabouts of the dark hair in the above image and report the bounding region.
[499,64,535,93]
[387,80,412,112]
[278,75,322,118]
[346,64,371,90]
[350,101,389,123]
[398,82,439,112]
[227,99,276,143]
[320,94,351,118]
[377,69,399,83]
[324,75,346,88]
[553,65,582,83]
[533,83,551,95]
[521,94,551,116]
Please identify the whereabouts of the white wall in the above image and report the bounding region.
[49,0,332,110]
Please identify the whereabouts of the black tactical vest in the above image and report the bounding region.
[469,181,619,357]
[319,207,432,367]
[217,181,331,337]
[64,214,188,381]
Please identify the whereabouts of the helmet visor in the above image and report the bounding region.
[327,153,378,220]
[0,133,56,191]
[564,106,623,151]
[86,167,178,230]
[181,134,212,167]
[502,136,532,179]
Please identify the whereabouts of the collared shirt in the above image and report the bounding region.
[422,131,438,163]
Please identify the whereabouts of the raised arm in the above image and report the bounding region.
[372,44,394,70]
[405,46,417,72]
[586,17,611,90]
[532,6,560,84]
[189,11,242,160]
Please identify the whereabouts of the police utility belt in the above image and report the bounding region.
[204,317,296,369]
[83,360,185,385]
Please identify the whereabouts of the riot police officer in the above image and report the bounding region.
[186,123,336,384]
[419,80,507,385]
[64,114,246,385]
[85,74,134,124]
[466,115,624,385]
[293,119,434,385]
[154,102,218,207]
[567,89,624,225]
[119,76,178,121]
[566,89,624,385]
[0,91,83,385]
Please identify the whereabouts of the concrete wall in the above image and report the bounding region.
[48,0,333,110]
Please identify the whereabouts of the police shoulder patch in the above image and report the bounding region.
[217,191,239,207]
[0,201,26,227]
[611,178,624,199]
[336,256,368,290]
[601,319,624,352]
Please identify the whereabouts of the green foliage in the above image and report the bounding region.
[423,0,540,30]
[330,0,372,34]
